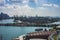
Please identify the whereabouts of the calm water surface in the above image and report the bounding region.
[0,19,14,24]
[0,19,53,40]
[0,26,52,40]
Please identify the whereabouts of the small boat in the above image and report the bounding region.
[35,28,43,31]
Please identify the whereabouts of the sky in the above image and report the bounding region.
[0,0,60,17]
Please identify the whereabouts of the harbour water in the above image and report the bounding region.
[0,19,54,40]
[0,19,14,24]
[0,26,52,40]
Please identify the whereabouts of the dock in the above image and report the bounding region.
[25,31,56,40]
[12,30,57,40]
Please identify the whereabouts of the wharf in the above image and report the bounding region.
[12,30,57,40]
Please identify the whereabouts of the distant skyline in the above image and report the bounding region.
[0,0,60,17]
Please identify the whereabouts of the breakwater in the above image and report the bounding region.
[0,23,59,27]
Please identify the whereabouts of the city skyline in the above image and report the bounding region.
[0,0,60,17]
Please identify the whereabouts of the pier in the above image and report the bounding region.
[12,30,57,40]
[25,31,56,40]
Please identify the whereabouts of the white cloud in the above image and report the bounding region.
[43,4,52,7]
[0,3,46,17]
[0,0,3,2]
[42,4,60,8]
[34,0,38,3]
[0,4,34,16]
[53,4,59,8]
[39,7,46,9]
[22,0,29,4]
[6,5,15,9]
[0,2,60,17]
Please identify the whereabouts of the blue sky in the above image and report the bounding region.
[0,0,60,17]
